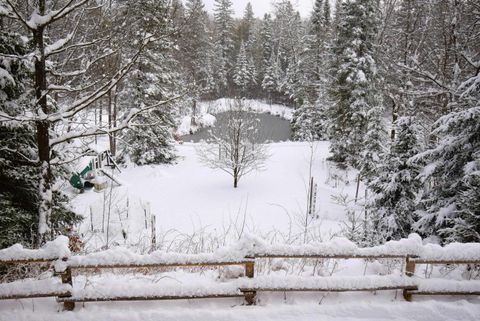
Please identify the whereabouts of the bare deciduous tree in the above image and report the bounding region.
[196,99,268,188]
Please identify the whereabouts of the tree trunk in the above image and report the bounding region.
[108,89,117,155]
[33,6,52,245]
[391,98,397,141]
[234,168,238,188]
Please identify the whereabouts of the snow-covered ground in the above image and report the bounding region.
[71,141,361,252]
[1,295,479,321]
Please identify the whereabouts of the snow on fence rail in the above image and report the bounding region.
[1,234,479,310]
[0,278,71,300]
[248,234,423,259]
[0,236,70,263]
[64,247,252,270]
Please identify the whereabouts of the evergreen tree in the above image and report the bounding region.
[327,0,383,168]
[262,53,280,103]
[0,31,80,247]
[213,0,235,95]
[290,100,325,141]
[238,2,255,43]
[368,117,423,242]
[413,106,480,243]
[117,0,179,165]
[233,42,256,96]
[259,14,273,69]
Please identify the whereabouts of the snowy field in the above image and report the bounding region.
[71,141,360,252]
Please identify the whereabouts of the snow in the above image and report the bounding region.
[0,236,70,262]
[1,294,479,321]
[418,242,480,262]
[71,141,357,251]
[0,278,71,299]
[69,273,241,301]
[66,246,250,268]
[0,67,15,88]
[239,274,416,291]
[416,278,480,293]
[249,234,423,258]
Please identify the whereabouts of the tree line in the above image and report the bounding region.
[0,0,479,246]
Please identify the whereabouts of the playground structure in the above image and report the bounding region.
[69,150,121,192]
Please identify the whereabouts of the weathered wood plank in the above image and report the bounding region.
[57,294,244,302]
[239,285,418,292]
[253,254,410,259]
[407,291,480,296]
[0,291,71,300]
[68,260,253,270]
[0,258,62,265]
[409,259,480,265]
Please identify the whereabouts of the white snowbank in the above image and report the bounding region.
[0,278,71,299]
[2,301,480,321]
[237,275,416,291]
[416,278,480,293]
[0,236,70,262]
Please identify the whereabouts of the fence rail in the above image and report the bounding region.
[1,235,479,310]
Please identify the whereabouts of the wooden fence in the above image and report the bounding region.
[1,240,479,311]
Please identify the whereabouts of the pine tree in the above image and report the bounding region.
[413,107,480,243]
[238,2,255,43]
[327,0,383,168]
[290,100,325,141]
[213,0,235,96]
[233,42,256,96]
[259,13,273,76]
[262,53,280,103]
[368,117,423,242]
[116,0,178,165]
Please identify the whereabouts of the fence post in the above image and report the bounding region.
[60,267,75,311]
[244,260,256,305]
[403,256,416,302]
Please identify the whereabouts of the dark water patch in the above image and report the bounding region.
[182,112,292,143]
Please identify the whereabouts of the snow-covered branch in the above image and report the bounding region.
[48,38,154,123]
[49,95,181,147]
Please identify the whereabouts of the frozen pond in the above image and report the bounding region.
[181,112,292,143]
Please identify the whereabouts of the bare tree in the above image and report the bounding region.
[196,99,269,188]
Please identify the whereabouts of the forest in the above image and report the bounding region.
[0,0,479,251]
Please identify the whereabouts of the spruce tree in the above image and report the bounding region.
[291,100,325,141]
[327,0,383,168]
[117,0,178,165]
[213,0,235,96]
[233,42,256,96]
[368,117,423,242]
[413,106,480,243]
